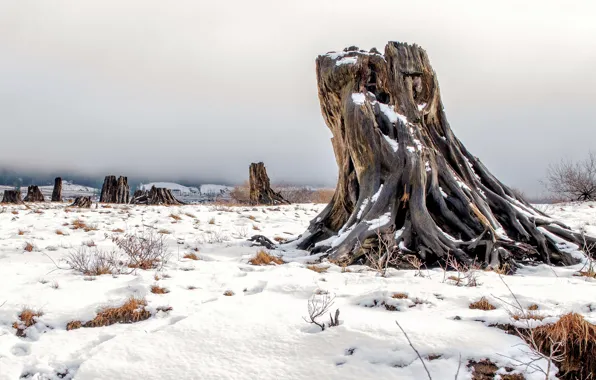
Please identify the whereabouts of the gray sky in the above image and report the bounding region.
[0,1,594,193]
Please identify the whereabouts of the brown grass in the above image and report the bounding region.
[112,228,125,233]
[249,250,283,266]
[208,218,215,225]
[273,236,287,243]
[528,304,539,311]
[66,297,151,330]
[169,213,182,221]
[11,210,18,215]
[183,253,199,260]
[248,215,256,221]
[391,292,409,299]
[252,224,260,231]
[512,311,545,321]
[24,242,34,252]
[12,308,43,337]
[18,229,25,236]
[306,265,328,273]
[56,229,65,235]
[223,290,234,296]
[530,313,596,379]
[71,219,87,230]
[157,229,171,234]
[577,268,596,279]
[150,285,169,294]
[469,297,496,311]
[184,212,196,218]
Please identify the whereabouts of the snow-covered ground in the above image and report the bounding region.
[0,183,98,201]
[0,202,594,379]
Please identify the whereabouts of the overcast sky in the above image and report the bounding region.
[0,1,594,193]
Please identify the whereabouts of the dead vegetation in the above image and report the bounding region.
[23,242,34,252]
[111,229,170,270]
[306,265,328,273]
[12,308,44,337]
[66,297,152,330]
[469,297,496,311]
[303,292,339,331]
[249,249,283,265]
[183,253,200,260]
[223,290,234,296]
[66,247,119,275]
[150,285,169,294]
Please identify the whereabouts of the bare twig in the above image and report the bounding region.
[395,321,432,380]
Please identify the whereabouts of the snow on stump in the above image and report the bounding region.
[2,190,22,204]
[71,196,92,208]
[296,42,596,268]
[51,177,62,202]
[24,185,45,202]
[131,186,183,205]
[100,175,130,204]
[249,162,289,205]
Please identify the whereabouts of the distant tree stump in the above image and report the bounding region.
[51,177,62,202]
[131,186,183,205]
[2,190,22,204]
[100,175,130,204]
[249,162,289,205]
[24,185,45,202]
[71,196,92,208]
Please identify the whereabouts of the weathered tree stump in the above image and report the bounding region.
[249,162,289,205]
[51,177,62,202]
[71,196,92,208]
[99,176,130,204]
[24,185,45,202]
[296,42,595,268]
[131,186,183,205]
[2,190,22,204]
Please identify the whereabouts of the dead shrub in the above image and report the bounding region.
[512,311,545,321]
[66,247,119,275]
[223,290,234,296]
[306,265,328,273]
[469,297,496,311]
[66,297,151,330]
[150,285,169,294]
[24,242,34,252]
[252,224,260,231]
[528,304,539,311]
[112,228,125,233]
[530,313,596,379]
[249,250,283,265]
[56,229,65,235]
[183,253,199,260]
[208,218,216,225]
[71,219,87,230]
[12,308,43,337]
[392,292,409,299]
[273,236,287,243]
[18,229,25,236]
[157,229,171,235]
[111,229,170,270]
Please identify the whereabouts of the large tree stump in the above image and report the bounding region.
[100,176,130,204]
[24,185,45,202]
[2,190,22,204]
[131,186,183,205]
[51,177,62,202]
[295,42,595,268]
[249,162,289,205]
[71,196,92,208]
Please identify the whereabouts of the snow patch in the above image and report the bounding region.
[351,93,366,105]
[378,103,408,125]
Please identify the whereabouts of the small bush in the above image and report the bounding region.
[18,229,25,236]
[150,285,169,294]
[249,250,283,266]
[208,218,216,225]
[112,228,125,233]
[66,297,151,330]
[56,229,65,235]
[112,229,170,270]
[469,297,496,311]
[512,311,545,321]
[66,247,119,276]
[12,308,43,337]
[71,219,87,230]
[157,229,171,235]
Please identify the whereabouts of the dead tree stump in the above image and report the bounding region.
[131,186,183,205]
[249,162,289,205]
[51,177,62,202]
[71,196,92,208]
[2,190,22,204]
[24,185,45,202]
[99,176,130,204]
[295,42,596,268]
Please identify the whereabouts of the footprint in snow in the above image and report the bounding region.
[11,343,31,356]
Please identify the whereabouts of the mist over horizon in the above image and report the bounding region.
[1,1,595,197]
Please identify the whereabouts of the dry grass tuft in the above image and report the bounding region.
[252,224,260,231]
[184,212,196,218]
[112,228,125,233]
[56,229,65,235]
[183,253,200,260]
[66,297,151,330]
[157,229,171,235]
[12,308,43,337]
[169,213,182,221]
[71,219,87,230]
[391,292,409,299]
[530,312,596,379]
[469,297,497,311]
[150,285,169,294]
[223,290,234,296]
[512,311,545,321]
[306,265,328,273]
[528,304,539,311]
[18,229,25,236]
[187,285,197,290]
[273,236,287,243]
[24,242,34,252]
[12,210,18,215]
[249,250,284,266]
[208,218,216,225]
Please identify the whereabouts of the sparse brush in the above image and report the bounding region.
[249,250,283,265]
[112,229,171,270]
[12,308,43,337]
[469,297,496,310]
[528,304,539,311]
[71,219,87,230]
[158,229,171,235]
[252,224,260,231]
[187,285,197,290]
[273,236,287,243]
[184,212,196,218]
[66,297,151,330]
[512,311,545,321]
[66,247,119,276]
[150,285,169,294]
[112,228,125,233]
[18,229,25,235]
[56,229,65,235]
[183,253,199,260]
[306,265,328,273]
